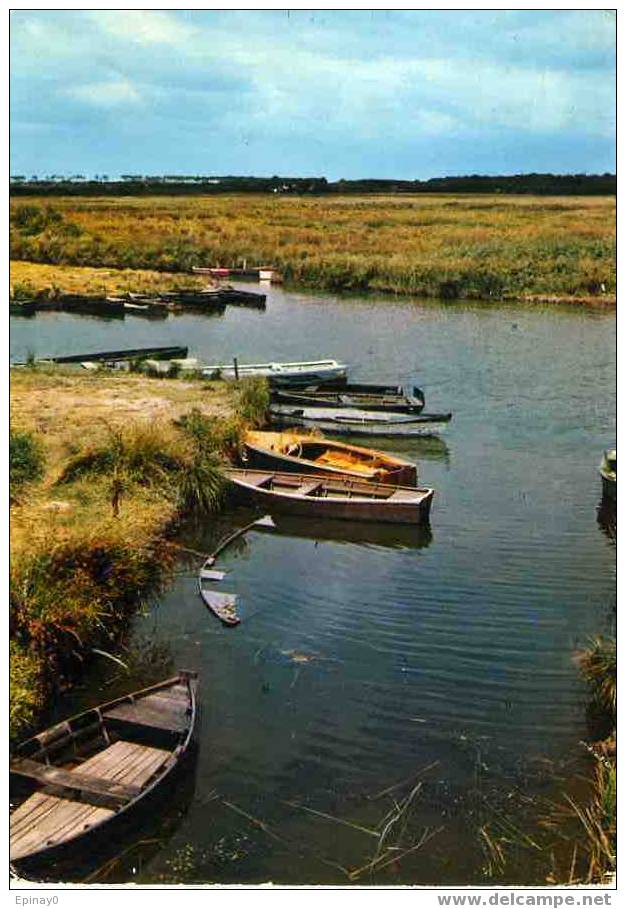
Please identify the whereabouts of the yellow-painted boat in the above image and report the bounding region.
[243,430,418,486]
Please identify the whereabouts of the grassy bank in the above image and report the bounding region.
[10,193,615,301]
[9,365,267,739]
[10,260,206,300]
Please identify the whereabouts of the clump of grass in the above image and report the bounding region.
[10,518,176,738]
[59,417,227,516]
[543,759,616,884]
[10,428,45,500]
[177,408,244,460]
[575,637,616,723]
[57,422,182,489]
[9,641,43,739]
[235,376,269,427]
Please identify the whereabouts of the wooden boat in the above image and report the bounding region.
[599,449,616,501]
[212,287,267,308]
[10,300,37,316]
[202,359,348,387]
[197,515,275,624]
[54,294,126,318]
[243,430,418,486]
[271,385,426,413]
[315,381,423,396]
[10,672,198,874]
[268,405,451,437]
[224,468,434,525]
[42,346,188,365]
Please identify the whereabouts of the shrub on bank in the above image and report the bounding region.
[10,428,45,500]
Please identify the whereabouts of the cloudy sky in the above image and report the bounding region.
[10,9,616,179]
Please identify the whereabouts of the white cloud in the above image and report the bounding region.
[67,79,141,107]
[89,10,195,47]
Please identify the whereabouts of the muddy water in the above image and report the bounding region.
[10,287,616,884]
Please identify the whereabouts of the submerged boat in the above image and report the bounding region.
[271,385,426,413]
[243,430,418,486]
[224,468,434,525]
[268,404,452,437]
[599,449,616,501]
[10,672,198,874]
[202,359,348,387]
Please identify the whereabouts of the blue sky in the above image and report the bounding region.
[10,9,616,179]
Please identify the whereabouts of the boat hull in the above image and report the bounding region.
[225,469,433,525]
[271,388,426,413]
[10,673,198,878]
[268,406,450,437]
[243,432,417,486]
[202,360,348,387]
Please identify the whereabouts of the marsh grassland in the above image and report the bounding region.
[10,193,615,301]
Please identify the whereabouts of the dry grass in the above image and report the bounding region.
[10,260,206,299]
[10,366,238,738]
[10,193,616,300]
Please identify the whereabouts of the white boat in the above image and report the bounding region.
[201,359,348,387]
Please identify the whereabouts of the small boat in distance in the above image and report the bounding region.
[599,449,616,501]
[268,404,452,437]
[244,430,418,486]
[224,468,434,525]
[271,385,426,413]
[10,672,198,875]
[202,359,348,387]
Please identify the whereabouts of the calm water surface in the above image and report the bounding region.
[10,285,616,884]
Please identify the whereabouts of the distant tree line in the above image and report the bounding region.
[9,172,616,196]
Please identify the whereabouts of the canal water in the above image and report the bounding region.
[10,285,616,885]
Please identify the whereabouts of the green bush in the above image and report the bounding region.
[10,429,45,498]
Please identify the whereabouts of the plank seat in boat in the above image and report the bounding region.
[104,690,190,733]
[10,758,141,808]
[199,568,225,581]
[243,472,274,488]
[388,488,424,501]
[10,741,170,860]
[299,480,323,496]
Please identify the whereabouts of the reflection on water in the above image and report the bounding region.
[15,288,615,884]
[596,500,617,544]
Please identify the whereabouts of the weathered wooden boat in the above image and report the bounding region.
[45,346,188,365]
[212,287,267,308]
[10,672,198,875]
[119,300,169,319]
[159,290,227,311]
[202,359,348,387]
[271,385,426,413]
[193,266,277,281]
[224,468,434,525]
[197,515,275,625]
[268,405,451,437]
[243,430,418,486]
[599,449,616,501]
[9,300,37,316]
[315,380,423,396]
[54,294,126,318]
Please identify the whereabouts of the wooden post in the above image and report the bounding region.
[233,357,239,380]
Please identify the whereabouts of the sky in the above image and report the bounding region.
[10,9,616,180]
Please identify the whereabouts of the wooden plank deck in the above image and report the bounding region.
[104,691,189,732]
[10,740,170,861]
[10,758,140,808]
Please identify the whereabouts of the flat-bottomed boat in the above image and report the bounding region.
[10,672,198,875]
[243,430,417,485]
[224,468,434,524]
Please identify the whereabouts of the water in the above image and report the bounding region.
[10,286,616,885]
